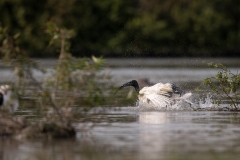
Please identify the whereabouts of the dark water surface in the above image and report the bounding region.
[2,110,240,160]
[0,58,240,160]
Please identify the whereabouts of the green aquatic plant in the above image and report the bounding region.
[0,25,43,85]
[198,62,240,110]
[0,23,108,138]
[44,22,107,109]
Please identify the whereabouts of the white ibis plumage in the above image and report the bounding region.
[117,80,192,108]
[0,85,19,112]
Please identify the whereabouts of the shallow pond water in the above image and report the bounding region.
[0,58,240,160]
[2,110,240,160]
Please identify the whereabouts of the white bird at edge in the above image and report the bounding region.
[116,80,192,108]
[0,85,19,113]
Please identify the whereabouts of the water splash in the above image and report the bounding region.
[137,93,224,111]
[198,93,214,109]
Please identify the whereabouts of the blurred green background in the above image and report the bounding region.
[0,0,239,57]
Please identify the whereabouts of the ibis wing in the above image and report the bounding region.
[154,83,173,97]
[157,83,186,98]
[158,90,171,97]
[138,82,191,108]
[145,94,173,108]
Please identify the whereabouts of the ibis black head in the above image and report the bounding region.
[115,80,140,95]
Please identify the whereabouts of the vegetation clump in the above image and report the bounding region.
[198,62,240,110]
[0,23,107,138]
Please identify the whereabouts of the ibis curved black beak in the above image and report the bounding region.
[114,80,140,95]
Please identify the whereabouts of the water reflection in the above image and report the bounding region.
[137,111,240,160]
[1,111,240,160]
[138,112,169,160]
[139,112,169,124]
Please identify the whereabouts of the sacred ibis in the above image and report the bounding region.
[116,80,192,108]
[0,85,19,112]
